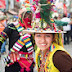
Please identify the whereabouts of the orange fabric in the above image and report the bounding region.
[0,20,5,32]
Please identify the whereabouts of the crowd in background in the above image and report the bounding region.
[53,13,72,45]
[0,0,72,72]
[0,11,18,56]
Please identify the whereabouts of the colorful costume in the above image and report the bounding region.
[35,42,72,72]
[0,1,35,72]
[0,20,34,72]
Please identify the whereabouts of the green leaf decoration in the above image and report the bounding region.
[39,0,53,27]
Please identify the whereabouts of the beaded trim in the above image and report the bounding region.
[49,44,55,52]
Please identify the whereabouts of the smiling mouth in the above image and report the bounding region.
[40,44,47,46]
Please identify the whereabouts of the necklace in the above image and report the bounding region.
[38,50,50,72]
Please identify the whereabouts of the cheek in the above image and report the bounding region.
[46,38,53,44]
[35,37,39,45]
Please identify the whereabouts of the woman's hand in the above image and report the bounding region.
[9,52,20,63]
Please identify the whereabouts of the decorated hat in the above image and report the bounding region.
[18,0,35,29]
[22,0,65,34]
[18,0,33,17]
[22,0,65,47]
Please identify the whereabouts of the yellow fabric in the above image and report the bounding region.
[10,48,15,52]
[35,47,40,68]
[35,42,68,72]
[18,39,25,45]
[16,24,20,27]
[24,38,30,43]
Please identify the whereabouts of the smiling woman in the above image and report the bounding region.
[34,33,72,72]
[23,0,72,71]
[34,33,53,51]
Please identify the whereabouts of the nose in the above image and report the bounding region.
[40,36,46,43]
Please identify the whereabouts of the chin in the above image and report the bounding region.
[40,48,47,51]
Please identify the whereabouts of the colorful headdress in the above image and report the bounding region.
[23,0,64,33]
[18,0,34,29]
[22,0,65,47]
[18,0,32,20]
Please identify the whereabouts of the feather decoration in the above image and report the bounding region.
[39,0,53,28]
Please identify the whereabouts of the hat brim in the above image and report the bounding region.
[22,30,66,34]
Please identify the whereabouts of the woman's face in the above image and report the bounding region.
[35,33,53,51]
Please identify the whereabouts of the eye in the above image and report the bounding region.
[36,34,41,37]
[45,35,50,37]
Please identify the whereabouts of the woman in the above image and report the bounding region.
[23,29,72,72]
[34,33,72,72]
[23,0,72,72]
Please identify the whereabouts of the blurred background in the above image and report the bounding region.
[0,0,72,72]
[0,0,72,22]
[0,0,72,26]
